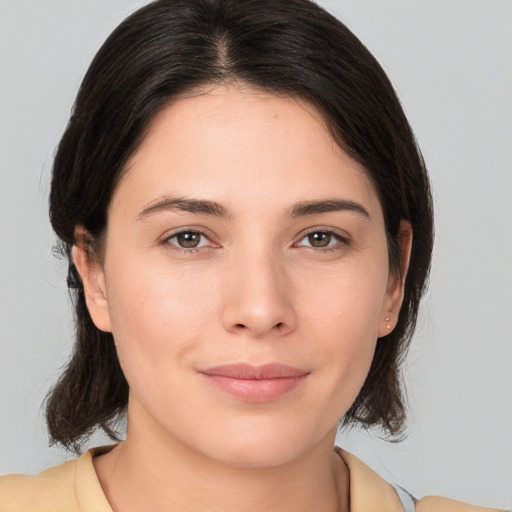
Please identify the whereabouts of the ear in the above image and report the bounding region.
[72,226,112,333]
[378,220,413,337]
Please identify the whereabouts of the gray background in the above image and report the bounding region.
[0,0,510,508]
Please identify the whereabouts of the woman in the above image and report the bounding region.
[0,1,505,511]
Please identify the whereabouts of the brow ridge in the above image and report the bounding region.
[286,199,370,219]
[137,196,370,220]
[137,196,233,220]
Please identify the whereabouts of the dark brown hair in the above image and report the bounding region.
[46,0,433,452]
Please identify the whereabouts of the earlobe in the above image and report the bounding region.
[378,220,413,337]
[72,226,112,333]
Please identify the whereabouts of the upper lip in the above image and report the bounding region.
[200,363,309,380]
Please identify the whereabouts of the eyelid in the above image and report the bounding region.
[160,226,351,252]
[162,227,220,251]
[293,227,351,249]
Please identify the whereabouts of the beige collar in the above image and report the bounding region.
[78,444,405,512]
[335,446,406,512]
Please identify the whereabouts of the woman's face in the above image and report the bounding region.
[79,84,406,467]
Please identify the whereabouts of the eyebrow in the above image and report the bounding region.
[137,195,370,221]
[286,199,370,219]
[137,196,234,220]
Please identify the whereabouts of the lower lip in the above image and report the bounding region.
[202,374,308,403]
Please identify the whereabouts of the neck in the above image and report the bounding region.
[94,402,349,512]
[93,413,349,512]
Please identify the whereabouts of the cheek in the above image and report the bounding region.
[301,257,389,342]
[104,259,218,377]
[298,258,388,399]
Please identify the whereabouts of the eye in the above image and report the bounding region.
[296,230,347,250]
[165,230,212,250]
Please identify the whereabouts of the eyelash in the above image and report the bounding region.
[294,229,350,252]
[162,228,350,254]
[163,229,216,254]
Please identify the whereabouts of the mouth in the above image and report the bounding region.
[199,363,310,403]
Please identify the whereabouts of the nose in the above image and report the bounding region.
[220,249,297,339]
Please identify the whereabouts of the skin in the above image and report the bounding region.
[73,84,411,512]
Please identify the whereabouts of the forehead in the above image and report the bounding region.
[114,84,382,221]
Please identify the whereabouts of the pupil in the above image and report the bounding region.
[309,232,330,247]
[178,232,200,248]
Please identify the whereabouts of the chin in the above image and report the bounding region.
[209,441,303,469]
[195,417,328,469]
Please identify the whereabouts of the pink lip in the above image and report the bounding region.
[200,363,309,403]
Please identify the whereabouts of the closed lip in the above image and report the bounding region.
[199,363,309,379]
[199,363,310,402]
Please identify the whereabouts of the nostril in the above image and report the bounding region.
[234,322,283,330]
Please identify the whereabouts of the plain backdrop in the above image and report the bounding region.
[0,0,511,509]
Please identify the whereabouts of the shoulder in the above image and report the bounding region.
[335,447,506,512]
[0,459,80,511]
[415,496,508,512]
[0,447,113,512]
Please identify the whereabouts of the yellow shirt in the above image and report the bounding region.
[0,445,503,512]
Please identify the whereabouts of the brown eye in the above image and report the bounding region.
[169,231,205,249]
[177,232,200,248]
[296,230,347,251]
[307,232,332,247]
